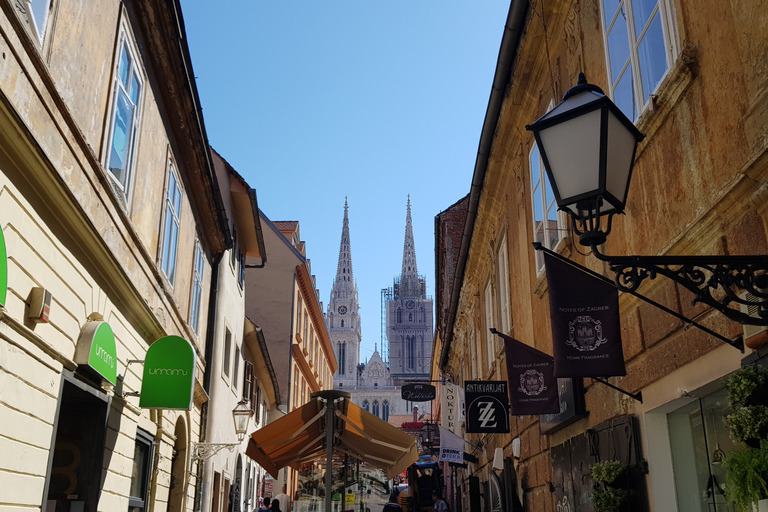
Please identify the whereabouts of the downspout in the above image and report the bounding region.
[194,253,223,512]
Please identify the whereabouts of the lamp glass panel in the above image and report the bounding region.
[605,112,638,207]
[537,91,603,123]
[538,109,602,204]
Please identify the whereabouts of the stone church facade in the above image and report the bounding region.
[328,198,434,422]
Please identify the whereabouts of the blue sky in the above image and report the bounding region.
[181,1,510,362]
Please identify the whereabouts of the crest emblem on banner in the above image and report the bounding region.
[519,369,548,396]
[567,315,607,351]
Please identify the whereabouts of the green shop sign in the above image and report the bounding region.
[140,335,196,410]
[0,226,7,306]
[74,321,117,385]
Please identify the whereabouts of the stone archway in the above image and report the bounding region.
[167,417,188,512]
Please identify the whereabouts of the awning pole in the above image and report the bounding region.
[325,397,334,512]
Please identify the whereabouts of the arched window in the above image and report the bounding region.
[338,342,346,375]
[383,401,390,422]
[363,400,369,412]
[409,313,413,322]
[372,400,380,417]
[397,309,402,323]
[341,319,344,327]
[407,336,415,370]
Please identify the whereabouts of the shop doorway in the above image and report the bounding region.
[667,387,739,512]
[44,375,109,511]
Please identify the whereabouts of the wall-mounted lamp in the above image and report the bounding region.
[192,399,253,461]
[527,73,768,326]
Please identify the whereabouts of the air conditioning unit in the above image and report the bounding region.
[740,292,768,350]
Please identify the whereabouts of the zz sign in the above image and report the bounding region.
[464,381,510,433]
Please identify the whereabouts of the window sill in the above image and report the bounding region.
[635,45,698,157]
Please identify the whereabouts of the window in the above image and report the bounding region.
[232,345,240,392]
[665,387,736,511]
[222,328,232,379]
[382,401,390,422]
[363,400,369,412]
[189,240,204,334]
[407,336,415,370]
[373,400,380,418]
[160,164,182,284]
[338,342,346,375]
[497,236,510,334]
[238,252,245,288]
[531,143,565,272]
[484,281,495,371]
[107,33,143,194]
[18,0,52,43]
[129,429,154,511]
[297,296,303,337]
[600,0,675,120]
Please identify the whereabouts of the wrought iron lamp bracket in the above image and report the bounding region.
[191,442,238,462]
[590,243,768,326]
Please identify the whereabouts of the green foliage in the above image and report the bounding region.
[592,487,625,512]
[722,441,768,512]
[725,365,768,408]
[727,405,768,445]
[591,460,625,484]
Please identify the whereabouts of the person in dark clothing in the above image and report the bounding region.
[271,500,282,512]
[382,492,403,512]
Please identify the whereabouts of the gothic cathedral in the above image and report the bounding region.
[327,198,434,423]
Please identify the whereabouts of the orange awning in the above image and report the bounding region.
[246,391,418,480]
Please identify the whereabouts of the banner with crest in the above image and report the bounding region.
[496,332,561,415]
[544,252,626,378]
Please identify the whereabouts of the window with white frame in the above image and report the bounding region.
[106,32,143,195]
[222,328,232,379]
[17,0,52,44]
[232,345,240,392]
[484,281,495,371]
[496,236,510,334]
[600,0,676,121]
[189,239,204,334]
[160,164,181,284]
[531,143,565,272]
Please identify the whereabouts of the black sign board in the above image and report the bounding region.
[464,381,510,433]
[401,383,436,402]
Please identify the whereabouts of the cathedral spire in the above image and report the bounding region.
[334,197,355,291]
[399,196,421,297]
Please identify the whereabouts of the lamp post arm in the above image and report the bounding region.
[590,243,768,326]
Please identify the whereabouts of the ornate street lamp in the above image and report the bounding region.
[192,399,253,461]
[527,73,768,326]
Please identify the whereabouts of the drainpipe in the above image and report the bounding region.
[194,253,223,512]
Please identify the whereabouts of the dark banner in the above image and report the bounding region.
[544,253,626,378]
[401,383,436,401]
[464,381,510,433]
[496,332,560,416]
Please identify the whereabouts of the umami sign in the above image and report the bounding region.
[74,321,118,385]
[140,335,196,410]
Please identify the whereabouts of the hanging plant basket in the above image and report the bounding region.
[725,365,768,408]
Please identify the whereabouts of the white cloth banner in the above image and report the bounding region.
[438,425,464,463]
[440,382,464,434]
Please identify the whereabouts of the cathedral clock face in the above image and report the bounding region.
[338,305,347,315]
[406,300,415,309]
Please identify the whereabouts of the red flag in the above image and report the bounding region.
[544,252,626,378]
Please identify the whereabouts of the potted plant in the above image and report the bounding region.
[591,460,625,512]
[722,440,768,512]
[728,406,768,448]
[725,365,768,408]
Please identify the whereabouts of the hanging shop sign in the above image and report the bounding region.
[464,381,510,434]
[402,383,436,401]
[440,382,462,434]
[140,335,196,409]
[0,226,6,306]
[544,252,626,378]
[498,332,560,416]
[74,321,118,385]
